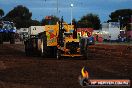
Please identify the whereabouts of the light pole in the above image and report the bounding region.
[57,0,58,16]
[70,3,73,26]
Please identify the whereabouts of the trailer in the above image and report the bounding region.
[0,21,16,44]
[102,22,120,42]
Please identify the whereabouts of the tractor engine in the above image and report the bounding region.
[66,41,79,54]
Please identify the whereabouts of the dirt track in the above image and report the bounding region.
[0,43,131,88]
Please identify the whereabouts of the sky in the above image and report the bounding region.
[0,0,132,23]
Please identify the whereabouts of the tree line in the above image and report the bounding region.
[0,5,132,30]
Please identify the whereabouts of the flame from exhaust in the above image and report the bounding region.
[81,67,89,78]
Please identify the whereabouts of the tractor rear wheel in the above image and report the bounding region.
[57,50,61,59]
[39,32,50,58]
[40,39,44,57]
[0,33,3,44]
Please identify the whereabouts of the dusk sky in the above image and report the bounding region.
[0,0,132,23]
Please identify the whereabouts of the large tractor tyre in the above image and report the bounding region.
[39,32,56,58]
[56,50,61,60]
[10,33,15,44]
[43,46,52,58]
[53,46,57,58]
[41,43,54,58]
[39,39,45,57]
[37,34,45,57]
[40,40,51,58]
[0,33,3,44]
[39,32,50,58]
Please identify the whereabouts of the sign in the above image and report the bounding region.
[79,67,130,87]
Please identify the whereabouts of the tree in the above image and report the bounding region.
[14,19,41,28]
[30,20,41,26]
[0,9,4,19]
[77,13,101,30]
[5,5,32,20]
[4,5,34,28]
[41,15,59,25]
[108,9,132,27]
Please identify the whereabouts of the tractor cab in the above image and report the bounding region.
[0,21,16,44]
[2,21,16,33]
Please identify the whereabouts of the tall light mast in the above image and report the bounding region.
[70,3,73,26]
[57,0,59,16]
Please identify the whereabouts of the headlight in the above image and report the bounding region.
[13,29,16,32]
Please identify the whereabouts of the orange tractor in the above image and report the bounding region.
[24,17,83,59]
